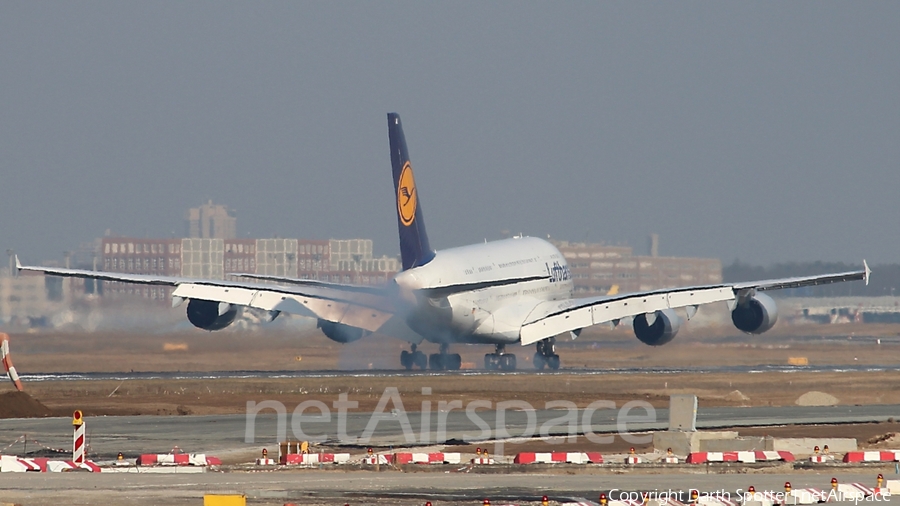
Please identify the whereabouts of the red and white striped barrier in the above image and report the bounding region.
[685,451,794,464]
[471,458,495,464]
[1,333,23,391]
[0,456,100,473]
[136,453,221,466]
[255,458,276,465]
[809,455,834,463]
[391,452,461,464]
[72,410,85,464]
[842,451,900,463]
[1,455,41,472]
[47,460,101,473]
[837,482,875,500]
[625,455,642,464]
[362,454,391,465]
[513,452,603,464]
[281,453,350,465]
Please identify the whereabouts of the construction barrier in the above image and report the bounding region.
[842,450,900,463]
[0,455,100,473]
[362,454,391,465]
[72,410,85,464]
[0,333,23,391]
[513,452,603,464]
[281,453,350,465]
[391,452,461,464]
[887,480,900,494]
[837,482,876,500]
[471,458,495,464]
[136,453,221,466]
[685,451,795,464]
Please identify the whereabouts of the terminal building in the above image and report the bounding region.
[99,237,400,301]
[551,235,723,295]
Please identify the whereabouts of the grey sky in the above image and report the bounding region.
[1,2,898,265]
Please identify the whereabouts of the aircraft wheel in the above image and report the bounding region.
[547,354,560,370]
[413,351,427,369]
[429,353,445,370]
[533,352,546,370]
[484,353,500,370]
[400,350,412,370]
[499,354,517,371]
[447,353,462,370]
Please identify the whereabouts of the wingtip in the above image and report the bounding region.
[14,255,21,271]
[863,259,871,286]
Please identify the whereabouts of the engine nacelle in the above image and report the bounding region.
[633,309,681,346]
[186,299,239,331]
[731,292,778,334]
[318,320,366,343]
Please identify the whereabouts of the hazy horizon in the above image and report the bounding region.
[2,3,898,266]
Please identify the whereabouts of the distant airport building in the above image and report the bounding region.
[550,238,722,295]
[98,236,400,301]
[0,271,73,326]
[185,200,237,239]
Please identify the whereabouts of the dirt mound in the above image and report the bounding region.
[725,390,750,402]
[795,391,839,406]
[0,391,54,418]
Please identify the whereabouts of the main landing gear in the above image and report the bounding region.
[400,344,427,370]
[428,343,462,371]
[484,344,517,371]
[401,343,461,371]
[533,337,560,370]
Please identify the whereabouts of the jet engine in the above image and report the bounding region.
[731,293,778,334]
[318,320,367,343]
[186,299,239,331]
[633,309,681,346]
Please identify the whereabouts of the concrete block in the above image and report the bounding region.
[653,430,740,456]
[767,438,857,455]
[700,437,767,452]
[669,394,698,431]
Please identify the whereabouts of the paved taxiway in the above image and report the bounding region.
[1,470,896,505]
[2,404,899,458]
[17,363,900,382]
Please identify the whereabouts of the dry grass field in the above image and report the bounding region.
[1,322,898,418]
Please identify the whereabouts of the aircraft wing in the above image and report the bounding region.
[519,262,870,346]
[16,258,398,334]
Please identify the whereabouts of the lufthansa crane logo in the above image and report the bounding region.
[397,161,417,226]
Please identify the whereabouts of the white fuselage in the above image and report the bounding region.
[392,236,573,345]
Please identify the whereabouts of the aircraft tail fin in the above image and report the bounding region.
[388,113,435,271]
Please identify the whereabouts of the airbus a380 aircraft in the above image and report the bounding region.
[19,113,871,371]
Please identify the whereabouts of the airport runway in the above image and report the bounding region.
[2,404,899,458]
[0,470,895,506]
[16,363,900,382]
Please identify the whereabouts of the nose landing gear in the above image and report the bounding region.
[484,344,517,371]
[533,337,560,370]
